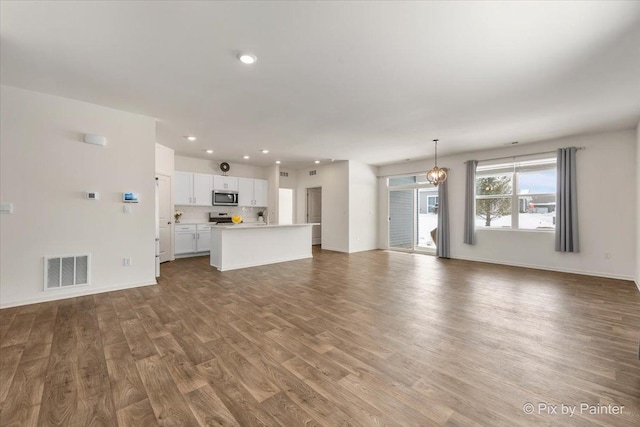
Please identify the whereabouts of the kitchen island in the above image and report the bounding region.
[209,223,316,271]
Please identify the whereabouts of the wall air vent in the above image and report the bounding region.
[44,254,90,290]
[309,170,317,176]
[280,171,289,177]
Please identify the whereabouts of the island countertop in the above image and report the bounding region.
[210,223,316,271]
[210,223,319,229]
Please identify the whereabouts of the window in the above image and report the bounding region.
[475,155,556,230]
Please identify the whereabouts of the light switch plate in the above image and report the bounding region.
[123,205,132,214]
[0,202,13,214]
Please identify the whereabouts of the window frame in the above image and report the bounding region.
[386,174,439,253]
[475,156,557,231]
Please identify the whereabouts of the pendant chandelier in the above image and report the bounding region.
[426,139,447,185]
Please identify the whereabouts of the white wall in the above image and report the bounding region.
[175,156,266,179]
[279,168,298,222]
[265,164,279,224]
[296,161,350,252]
[155,143,175,176]
[0,86,157,307]
[279,168,297,190]
[348,161,378,253]
[378,129,637,280]
[377,176,390,249]
[636,121,640,289]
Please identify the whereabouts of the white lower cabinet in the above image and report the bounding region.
[196,224,212,252]
[175,225,197,254]
[175,224,211,256]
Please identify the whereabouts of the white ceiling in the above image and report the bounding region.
[2,1,639,168]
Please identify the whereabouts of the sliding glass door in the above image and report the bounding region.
[416,188,438,251]
[388,177,438,253]
[389,189,414,250]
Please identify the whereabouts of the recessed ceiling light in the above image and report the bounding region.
[238,53,257,64]
[186,136,196,141]
[275,160,281,164]
[243,155,250,159]
[261,149,269,154]
[206,149,213,154]
[314,160,320,164]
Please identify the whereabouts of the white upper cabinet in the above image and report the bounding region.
[192,173,212,206]
[253,179,268,207]
[174,171,193,205]
[176,171,266,207]
[238,177,268,207]
[175,172,212,206]
[213,175,239,192]
[238,177,254,207]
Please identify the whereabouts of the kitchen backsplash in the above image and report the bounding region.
[176,206,266,223]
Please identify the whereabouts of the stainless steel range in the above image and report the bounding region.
[209,212,234,224]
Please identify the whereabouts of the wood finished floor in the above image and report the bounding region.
[1,248,639,426]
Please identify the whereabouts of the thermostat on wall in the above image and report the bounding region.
[123,193,139,203]
[85,192,99,200]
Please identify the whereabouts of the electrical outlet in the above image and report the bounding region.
[604,252,611,260]
[123,257,132,267]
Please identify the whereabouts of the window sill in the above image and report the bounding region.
[476,227,555,234]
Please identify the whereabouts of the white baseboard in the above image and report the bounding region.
[0,280,157,309]
[320,245,348,253]
[635,279,640,293]
[453,255,636,282]
[215,254,312,272]
[174,252,209,259]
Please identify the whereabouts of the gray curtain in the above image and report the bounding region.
[464,160,478,245]
[436,176,450,258]
[555,147,579,252]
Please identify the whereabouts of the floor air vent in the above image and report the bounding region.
[44,255,90,290]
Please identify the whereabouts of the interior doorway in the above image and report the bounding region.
[278,188,294,225]
[156,174,173,263]
[306,187,322,245]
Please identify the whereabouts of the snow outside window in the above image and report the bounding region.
[475,155,557,231]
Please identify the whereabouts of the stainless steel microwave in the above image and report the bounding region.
[212,190,238,206]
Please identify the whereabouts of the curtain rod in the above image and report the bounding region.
[465,146,585,164]
[377,147,586,178]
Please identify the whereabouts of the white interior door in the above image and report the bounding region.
[157,174,173,263]
[306,187,322,245]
